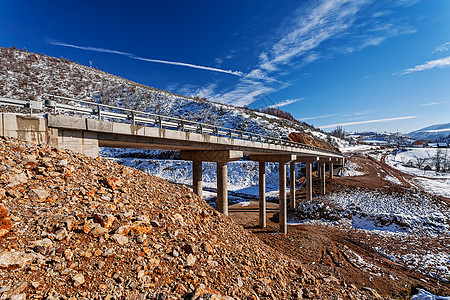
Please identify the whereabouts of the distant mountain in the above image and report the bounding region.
[408,123,450,141]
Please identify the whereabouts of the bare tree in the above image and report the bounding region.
[331,125,345,139]
[414,156,429,169]
[433,148,443,172]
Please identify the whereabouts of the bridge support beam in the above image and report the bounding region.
[290,161,296,208]
[259,161,266,228]
[192,161,203,198]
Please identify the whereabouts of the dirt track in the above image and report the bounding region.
[229,155,450,299]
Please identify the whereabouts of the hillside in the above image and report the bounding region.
[0,136,374,299]
[0,46,342,148]
[408,123,450,141]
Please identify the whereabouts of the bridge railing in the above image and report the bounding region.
[0,95,341,156]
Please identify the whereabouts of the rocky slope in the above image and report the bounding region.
[0,136,375,299]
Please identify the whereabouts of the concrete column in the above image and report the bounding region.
[259,161,266,228]
[306,162,313,201]
[279,162,287,235]
[329,162,334,180]
[289,161,296,208]
[320,162,326,195]
[192,161,203,198]
[217,161,228,216]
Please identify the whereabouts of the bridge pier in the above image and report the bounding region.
[181,150,243,216]
[319,158,331,195]
[250,154,296,234]
[290,161,296,208]
[217,161,228,215]
[296,157,319,201]
[259,161,266,228]
[320,162,326,194]
[192,161,203,198]
[329,162,334,180]
[279,161,288,234]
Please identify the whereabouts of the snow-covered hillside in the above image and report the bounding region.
[408,123,450,141]
[0,46,339,143]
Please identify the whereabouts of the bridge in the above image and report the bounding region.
[0,95,344,234]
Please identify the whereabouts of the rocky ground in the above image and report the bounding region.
[0,136,379,300]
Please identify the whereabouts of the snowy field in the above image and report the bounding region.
[385,148,450,198]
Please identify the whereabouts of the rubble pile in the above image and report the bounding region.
[0,136,373,299]
[288,133,339,152]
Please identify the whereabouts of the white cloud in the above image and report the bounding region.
[419,101,449,107]
[398,56,450,75]
[300,113,342,121]
[267,98,304,108]
[433,42,450,53]
[320,115,416,129]
[216,0,418,106]
[48,40,244,77]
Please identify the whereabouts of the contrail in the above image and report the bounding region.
[320,116,416,129]
[48,40,243,77]
[267,98,303,108]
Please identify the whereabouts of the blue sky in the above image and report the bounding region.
[1,0,449,133]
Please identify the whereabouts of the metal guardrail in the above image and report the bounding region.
[0,94,342,156]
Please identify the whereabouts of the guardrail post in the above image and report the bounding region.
[178,120,185,131]
[157,116,162,128]
[97,105,102,120]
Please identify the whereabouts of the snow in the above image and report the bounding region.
[384,148,450,197]
[323,190,450,236]
[414,178,450,198]
[341,160,366,177]
[412,289,450,300]
[339,144,381,153]
[385,175,402,185]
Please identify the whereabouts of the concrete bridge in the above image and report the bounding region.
[0,95,344,234]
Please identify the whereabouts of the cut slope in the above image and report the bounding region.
[0,136,373,299]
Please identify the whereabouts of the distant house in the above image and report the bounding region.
[438,142,448,148]
[428,143,438,148]
[424,165,432,171]
[412,140,424,148]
